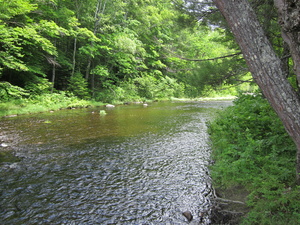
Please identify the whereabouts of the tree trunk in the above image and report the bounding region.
[274,0,300,84]
[85,0,107,81]
[213,0,300,183]
[51,40,57,94]
[71,37,77,77]
[51,61,56,94]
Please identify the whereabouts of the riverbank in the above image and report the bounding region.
[0,93,236,118]
[211,186,250,224]
[208,94,300,224]
[0,93,97,117]
[171,95,237,102]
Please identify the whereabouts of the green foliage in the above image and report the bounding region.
[0,16,58,73]
[68,73,90,99]
[208,94,299,224]
[0,0,248,114]
[129,74,184,100]
[24,77,52,95]
[93,74,185,103]
[0,91,91,117]
[91,65,112,88]
[0,0,37,20]
[26,92,90,109]
[165,27,247,95]
[0,82,29,101]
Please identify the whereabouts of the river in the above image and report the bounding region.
[0,101,231,224]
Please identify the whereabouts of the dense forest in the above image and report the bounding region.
[0,0,253,107]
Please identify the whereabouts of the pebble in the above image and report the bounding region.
[1,143,9,147]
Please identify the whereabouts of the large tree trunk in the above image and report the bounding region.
[213,0,300,183]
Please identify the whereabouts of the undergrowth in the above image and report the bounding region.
[0,92,93,117]
[208,93,300,224]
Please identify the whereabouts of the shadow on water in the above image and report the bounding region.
[0,101,232,224]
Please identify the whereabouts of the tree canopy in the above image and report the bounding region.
[0,0,250,102]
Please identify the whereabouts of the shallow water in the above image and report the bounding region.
[0,101,231,224]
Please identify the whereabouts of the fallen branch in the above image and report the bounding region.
[220,210,245,215]
[215,197,246,205]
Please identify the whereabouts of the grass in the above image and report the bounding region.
[0,93,105,117]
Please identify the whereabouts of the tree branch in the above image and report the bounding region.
[177,52,242,62]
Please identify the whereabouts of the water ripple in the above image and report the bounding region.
[0,101,232,224]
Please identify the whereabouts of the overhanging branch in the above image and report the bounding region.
[176,52,242,62]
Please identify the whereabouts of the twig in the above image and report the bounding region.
[215,197,245,205]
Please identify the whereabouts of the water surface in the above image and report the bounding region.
[0,101,231,224]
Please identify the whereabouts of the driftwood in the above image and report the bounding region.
[215,197,245,205]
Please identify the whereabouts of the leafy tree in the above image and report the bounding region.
[0,0,64,91]
[68,72,90,99]
[0,0,245,103]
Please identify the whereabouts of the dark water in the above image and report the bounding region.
[0,101,231,224]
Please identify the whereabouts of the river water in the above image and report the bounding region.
[0,101,231,225]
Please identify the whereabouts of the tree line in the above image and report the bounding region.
[0,0,247,103]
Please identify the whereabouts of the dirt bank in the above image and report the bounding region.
[211,185,250,224]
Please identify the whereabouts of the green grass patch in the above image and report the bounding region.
[0,92,104,117]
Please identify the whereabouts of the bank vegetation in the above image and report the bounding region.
[208,94,300,224]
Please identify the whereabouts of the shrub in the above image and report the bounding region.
[68,73,90,99]
[131,74,185,100]
[208,93,300,224]
[93,74,185,103]
[24,77,52,95]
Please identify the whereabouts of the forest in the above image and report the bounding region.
[0,0,252,116]
[1,0,300,224]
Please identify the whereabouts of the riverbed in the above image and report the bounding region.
[0,101,231,224]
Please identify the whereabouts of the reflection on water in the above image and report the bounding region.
[0,101,231,224]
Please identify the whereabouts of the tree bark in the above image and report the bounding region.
[51,61,56,94]
[212,0,300,183]
[71,37,77,77]
[274,0,300,85]
[51,40,57,94]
